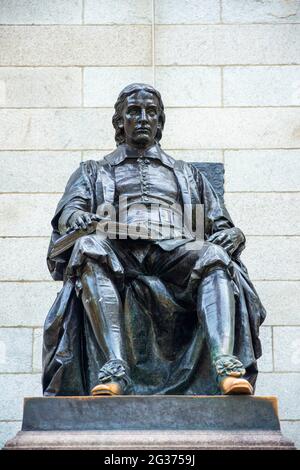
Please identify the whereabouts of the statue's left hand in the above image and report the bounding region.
[208,227,245,256]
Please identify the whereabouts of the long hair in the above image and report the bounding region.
[112,83,166,146]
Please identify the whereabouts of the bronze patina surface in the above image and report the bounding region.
[43,84,266,397]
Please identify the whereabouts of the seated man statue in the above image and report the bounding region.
[43,83,266,397]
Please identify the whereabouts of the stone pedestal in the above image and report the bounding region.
[4,396,295,450]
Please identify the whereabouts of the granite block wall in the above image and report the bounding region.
[0,0,299,448]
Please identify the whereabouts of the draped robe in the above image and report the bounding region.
[43,145,266,396]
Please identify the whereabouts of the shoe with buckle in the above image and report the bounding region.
[214,354,253,396]
[91,359,131,397]
[219,376,253,395]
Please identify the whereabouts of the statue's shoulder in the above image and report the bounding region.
[159,148,176,164]
[159,148,190,171]
[162,149,200,177]
[96,147,124,167]
[79,149,119,177]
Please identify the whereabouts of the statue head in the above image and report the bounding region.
[112,83,165,148]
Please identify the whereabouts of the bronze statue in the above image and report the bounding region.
[43,83,266,397]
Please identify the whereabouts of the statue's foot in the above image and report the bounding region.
[214,354,253,395]
[91,381,124,396]
[91,359,131,397]
[219,376,253,395]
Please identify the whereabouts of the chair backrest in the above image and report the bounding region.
[190,162,224,201]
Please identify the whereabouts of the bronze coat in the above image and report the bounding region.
[43,145,266,395]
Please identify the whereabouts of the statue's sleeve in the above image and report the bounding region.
[57,197,90,234]
[51,162,96,234]
[193,167,246,257]
[47,161,97,280]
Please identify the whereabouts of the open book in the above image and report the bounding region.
[49,219,149,259]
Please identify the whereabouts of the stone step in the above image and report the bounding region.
[4,395,296,450]
[4,429,295,450]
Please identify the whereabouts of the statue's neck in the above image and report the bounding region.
[123,142,157,154]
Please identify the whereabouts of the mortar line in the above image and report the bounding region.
[1,105,300,109]
[220,0,223,23]
[1,324,299,328]
[0,64,300,68]
[154,22,300,26]
[0,372,42,375]
[255,371,300,374]
[0,326,43,329]
[1,234,300,239]
[0,280,59,283]
[0,236,49,239]
[152,0,156,85]
[1,192,300,197]
[279,419,300,422]
[1,279,299,283]
[1,370,299,375]
[225,191,300,194]
[0,232,300,240]
[1,147,300,151]
[271,326,275,372]
[0,420,22,423]
[2,235,300,239]
[31,327,35,373]
[81,67,84,107]
[220,66,224,106]
[2,22,300,26]
[7,64,293,70]
[0,192,64,195]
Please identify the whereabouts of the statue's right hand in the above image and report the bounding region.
[66,211,102,233]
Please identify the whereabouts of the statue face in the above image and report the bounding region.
[121,90,160,148]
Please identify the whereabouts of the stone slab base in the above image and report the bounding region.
[3,396,295,450]
[5,429,295,450]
